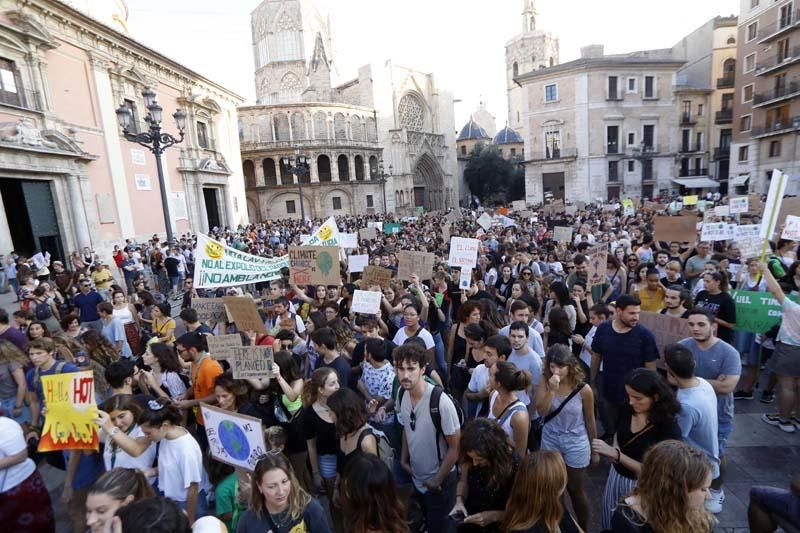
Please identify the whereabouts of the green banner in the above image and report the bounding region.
[384,223,400,235]
[732,290,798,333]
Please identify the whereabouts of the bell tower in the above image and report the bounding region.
[251,0,307,104]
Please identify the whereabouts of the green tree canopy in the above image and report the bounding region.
[463,143,524,205]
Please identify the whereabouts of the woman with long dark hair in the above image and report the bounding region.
[694,270,736,344]
[302,367,340,497]
[341,453,408,533]
[96,394,157,484]
[138,343,187,400]
[494,264,516,309]
[592,368,682,530]
[543,282,576,333]
[447,301,482,402]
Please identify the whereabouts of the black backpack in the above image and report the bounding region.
[399,385,465,462]
[35,300,52,320]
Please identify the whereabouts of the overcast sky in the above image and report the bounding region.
[126,0,740,131]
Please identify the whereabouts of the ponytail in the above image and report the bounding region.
[494,361,532,392]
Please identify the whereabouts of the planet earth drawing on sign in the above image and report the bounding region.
[217,420,250,461]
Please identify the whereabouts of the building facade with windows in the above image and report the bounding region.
[0,0,245,261]
[731,0,800,195]
[241,0,457,220]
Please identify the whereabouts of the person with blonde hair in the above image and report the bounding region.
[611,439,715,533]
[502,450,580,532]
[237,453,333,532]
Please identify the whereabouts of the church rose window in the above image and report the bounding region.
[398,94,424,132]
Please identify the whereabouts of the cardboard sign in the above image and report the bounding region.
[446,210,462,224]
[565,205,578,216]
[729,196,749,215]
[553,226,573,243]
[643,201,666,212]
[38,371,98,452]
[192,298,228,323]
[637,312,691,359]
[339,233,359,249]
[222,296,266,334]
[653,216,698,243]
[351,289,382,314]
[448,237,480,268]
[207,334,244,360]
[683,195,698,206]
[397,251,437,282]
[289,246,340,286]
[201,404,266,471]
[231,345,273,380]
[777,197,800,234]
[359,227,378,240]
[783,215,800,240]
[348,254,369,273]
[477,213,493,231]
[362,265,393,289]
[586,244,609,286]
[737,235,764,259]
[732,290,799,333]
[714,205,730,218]
[748,193,764,217]
[700,222,735,242]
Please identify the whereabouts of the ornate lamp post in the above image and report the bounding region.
[282,147,309,220]
[373,159,392,214]
[115,88,186,243]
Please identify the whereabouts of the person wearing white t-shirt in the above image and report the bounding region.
[96,396,158,484]
[139,401,210,523]
[393,303,436,368]
[465,335,512,418]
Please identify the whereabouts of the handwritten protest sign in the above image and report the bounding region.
[207,334,244,360]
[339,233,358,249]
[348,254,369,273]
[38,371,98,452]
[637,313,691,359]
[747,193,764,217]
[231,346,273,380]
[351,290,383,314]
[729,196,749,215]
[586,245,608,286]
[623,199,635,216]
[289,246,340,286]
[223,296,266,334]
[700,222,735,242]
[783,215,800,240]
[362,265,393,289]
[448,237,480,268]
[714,205,730,218]
[192,298,228,323]
[397,251,437,281]
[477,213,493,231]
[359,227,378,240]
[734,224,761,239]
[683,195,698,206]
[446,210,462,224]
[384,223,401,235]
[654,216,698,243]
[195,234,288,289]
[512,200,527,212]
[732,290,799,333]
[777,197,800,231]
[737,236,764,259]
[201,404,266,471]
[553,226,573,243]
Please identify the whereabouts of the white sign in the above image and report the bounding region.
[700,222,735,242]
[351,290,382,314]
[348,254,369,273]
[728,263,742,278]
[339,233,358,249]
[714,205,730,218]
[448,237,480,269]
[305,217,340,247]
[459,268,472,289]
[734,224,762,239]
[553,226,573,243]
[169,192,188,220]
[738,235,764,259]
[367,221,383,231]
[729,196,749,215]
[761,169,787,239]
[134,174,152,191]
[783,215,800,240]
[201,404,266,472]
[477,213,493,231]
[130,149,146,165]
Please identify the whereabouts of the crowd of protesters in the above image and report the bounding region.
[0,192,799,533]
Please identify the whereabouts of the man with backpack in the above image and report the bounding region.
[397,343,462,533]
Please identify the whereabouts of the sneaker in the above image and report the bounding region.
[760,391,776,404]
[705,488,724,514]
[762,414,796,433]
[734,390,754,400]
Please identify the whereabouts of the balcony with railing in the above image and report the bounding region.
[679,143,703,153]
[0,88,43,111]
[679,168,709,177]
[751,116,800,138]
[680,112,696,125]
[753,80,800,107]
[714,146,730,160]
[715,109,733,124]
[758,9,800,44]
[630,144,660,158]
[716,75,735,89]
[529,147,578,162]
[755,46,800,76]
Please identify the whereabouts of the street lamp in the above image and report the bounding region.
[115,88,185,243]
[372,159,392,214]
[282,147,309,220]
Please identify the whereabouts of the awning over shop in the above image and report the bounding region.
[671,177,720,188]
[729,175,750,187]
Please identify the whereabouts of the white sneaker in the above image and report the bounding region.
[762,414,797,433]
[706,488,724,514]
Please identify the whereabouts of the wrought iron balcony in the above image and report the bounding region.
[716,75,735,89]
[680,112,696,125]
[751,116,800,138]
[714,146,730,160]
[679,143,702,153]
[715,109,733,124]
[679,168,709,177]
[758,9,800,44]
[755,46,800,76]
[753,81,800,107]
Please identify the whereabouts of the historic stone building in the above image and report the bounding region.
[241,0,457,220]
[0,0,245,261]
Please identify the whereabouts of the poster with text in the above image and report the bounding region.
[38,371,98,452]
[289,246,340,286]
[222,296,266,334]
[192,298,228,323]
[195,234,288,289]
[201,404,266,471]
[586,245,609,286]
[448,237,480,268]
[397,251,437,282]
[207,334,244,360]
[362,265,393,289]
[732,290,799,333]
[348,254,369,273]
[351,290,382,314]
[783,215,800,241]
[553,226,573,243]
[728,196,749,215]
[231,346,274,380]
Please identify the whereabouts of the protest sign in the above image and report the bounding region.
[207,334,244,360]
[339,233,358,249]
[459,268,472,289]
[729,196,749,215]
[734,224,762,240]
[397,250,437,281]
[565,205,578,216]
[783,215,800,240]
[362,265,393,289]
[714,205,730,218]
[348,254,369,273]
[32,251,50,270]
[222,296,266,333]
[778,197,800,233]
[512,200,527,212]
[195,234,288,289]
[748,193,764,217]
[201,404,266,471]
[231,346,273,380]
[192,298,228,323]
[477,212,493,231]
[448,237,480,268]
[732,290,799,333]
[653,216,698,243]
[38,371,98,452]
[637,313,691,358]
[299,235,312,245]
[700,222,735,242]
[761,169,787,239]
[683,195,698,206]
[586,245,609,286]
[367,221,383,231]
[696,200,708,213]
[289,246,340,286]
[446,209,462,224]
[643,201,666,212]
[623,199,635,216]
[553,226,573,243]
[359,227,378,240]
[737,236,764,259]
[305,217,340,246]
[384,222,401,235]
[351,290,382,314]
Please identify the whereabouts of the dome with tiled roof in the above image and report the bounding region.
[457,117,491,141]
[493,126,523,144]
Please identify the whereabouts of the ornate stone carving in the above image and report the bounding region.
[0,117,59,148]
[398,94,424,132]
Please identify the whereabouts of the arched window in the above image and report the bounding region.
[263,158,277,186]
[291,112,305,140]
[334,113,347,140]
[338,155,350,181]
[369,156,378,178]
[398,94,425,131]
[314,111,327,140]
[318,155,332,182]
[727,36,736,45]
[723,58,736,77]
[243,160,256,188]
[279,158,293,185]
[351,116,364,141]
[274,114,290,141]
[355,155,364,180]
[512,62,519,78]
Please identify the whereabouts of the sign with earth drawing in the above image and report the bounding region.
[289,246,340,286]
[201,403,266,471]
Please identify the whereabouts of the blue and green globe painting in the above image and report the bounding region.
[217,420,250,461]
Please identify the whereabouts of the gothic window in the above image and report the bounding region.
[314,111,328,139]
[398,94,424,132]
[351,116,364,141]
[334,113,347,140]
[291,112,306,140]
[280,72,302,101]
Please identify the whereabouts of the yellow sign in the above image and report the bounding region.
[683,195,698,206]
[38,371,99,452]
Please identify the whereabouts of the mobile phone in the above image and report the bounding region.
[449,511,466,524]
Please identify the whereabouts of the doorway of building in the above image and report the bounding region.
[203,187,221,229]
[542,172,565,199]
[0,178,64,261]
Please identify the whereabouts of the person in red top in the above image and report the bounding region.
[174,331,223,452]
[112,245,124,268]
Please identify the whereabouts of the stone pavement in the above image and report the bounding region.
[3,287,797,532]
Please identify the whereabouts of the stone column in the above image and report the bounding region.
[255,160,266,187]
[271,115,277,141]
[349,154,357,181]
[331,153,340,182]
[223,186,235,228]
[196,181,209,233]
[288,112,294,142]
[274,159,281,185]
[309,116,316,140]
[310,154,319,183]
[66,175,92,249]
[363,156,370,181]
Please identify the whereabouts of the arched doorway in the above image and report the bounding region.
[412,152,446,211]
